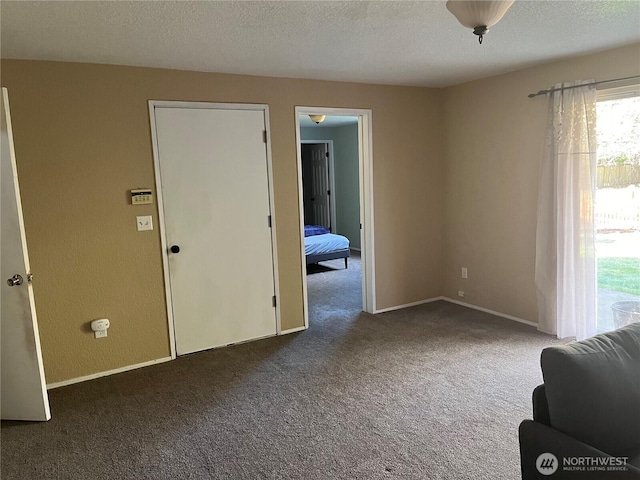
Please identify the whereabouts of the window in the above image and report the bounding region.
[595,85,640,332]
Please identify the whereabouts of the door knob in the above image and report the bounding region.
[7,274,23,287]
[170,245,180,254]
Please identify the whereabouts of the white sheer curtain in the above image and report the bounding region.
[535,80,597,340]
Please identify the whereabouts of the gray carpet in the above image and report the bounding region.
[1,253,561,479]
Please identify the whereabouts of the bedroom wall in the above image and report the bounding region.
[442,42,640,324]
[332,124,361,250]
[300,124,361,249]
[1,60,444,383]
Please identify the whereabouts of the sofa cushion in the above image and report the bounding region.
[540,323,640,456]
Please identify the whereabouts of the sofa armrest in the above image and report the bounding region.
[532,385,550,426]
[519,420,640,479]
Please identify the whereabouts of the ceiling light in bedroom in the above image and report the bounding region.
[446,0,515,44]
[309,115,326,124]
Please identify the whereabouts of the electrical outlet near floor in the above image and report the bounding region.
[461,267,468,279]
[458,290,465,298]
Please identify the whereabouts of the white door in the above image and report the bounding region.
[302,143,331,229]
[153,105,277,355]
[1,88,51,421]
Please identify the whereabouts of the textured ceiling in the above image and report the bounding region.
[1,1,639,87]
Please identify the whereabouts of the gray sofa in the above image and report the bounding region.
[519,323,640,479]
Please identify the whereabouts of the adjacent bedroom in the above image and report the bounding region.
[298,114,363,323]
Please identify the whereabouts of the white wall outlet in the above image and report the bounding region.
[136,215,153,231]
[458,290,465,298]
[461,267,468,279]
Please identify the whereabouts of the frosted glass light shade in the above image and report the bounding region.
[309,115,326,124]
[446,0,515,30]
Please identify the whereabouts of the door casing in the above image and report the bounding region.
[295,107,376,327]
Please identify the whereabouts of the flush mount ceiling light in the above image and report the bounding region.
[309,115,326,124]
[446,0,515,44]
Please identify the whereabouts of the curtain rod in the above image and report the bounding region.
[527,75,640,99]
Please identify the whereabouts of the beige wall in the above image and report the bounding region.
[6,43,636,384]
[442,43,640,323]
[1,60,444,383]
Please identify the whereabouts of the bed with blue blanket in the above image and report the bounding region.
[304,225,350,269]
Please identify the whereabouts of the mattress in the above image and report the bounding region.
[304,233,349,256]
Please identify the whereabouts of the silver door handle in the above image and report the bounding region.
[7,274,23,287]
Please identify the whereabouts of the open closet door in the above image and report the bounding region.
[1,87,51,421]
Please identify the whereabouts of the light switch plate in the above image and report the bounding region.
[136,215,153,231]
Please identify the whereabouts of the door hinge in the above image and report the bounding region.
[268,215,272,228]
[272,295,277,307]
[325,152,329,157]
[263,131,267,143]
[360,223,363,230]
[327,190,331,195]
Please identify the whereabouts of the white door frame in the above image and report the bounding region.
[300,140,337,232]
[295,106,376,328]
[149,101,281,359]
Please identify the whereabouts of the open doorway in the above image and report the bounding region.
[295,107,375,328]
[300,141,336,232]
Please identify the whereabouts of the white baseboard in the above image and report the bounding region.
[280,325,307,335]
[442,297,538,327]
[350,247,361,252]
[375,296,444,314]
[47,356,173,390]
[374,295,537,329]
